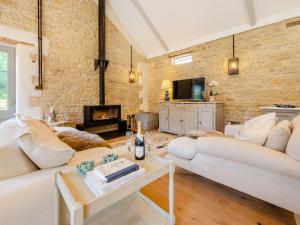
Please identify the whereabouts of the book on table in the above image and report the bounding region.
[94,158,140,183]
[84,168,145,196]
[84,158,145,196]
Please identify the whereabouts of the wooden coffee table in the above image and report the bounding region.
[54,147,175,225]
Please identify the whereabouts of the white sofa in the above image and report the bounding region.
[167,115,300,223]
[0,118,114,225]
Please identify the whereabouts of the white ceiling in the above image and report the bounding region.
[104,0,300,58]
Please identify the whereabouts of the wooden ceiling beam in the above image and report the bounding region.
[131,0,169,51]
[243,0,257,26]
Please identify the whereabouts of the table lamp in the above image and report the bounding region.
[161,80,172,101]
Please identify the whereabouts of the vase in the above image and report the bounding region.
[209,96,216,102]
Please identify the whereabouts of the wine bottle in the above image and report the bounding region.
[135,121,145,160]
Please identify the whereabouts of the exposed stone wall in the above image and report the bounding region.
[0,0,145,122]
[147,17,300,123]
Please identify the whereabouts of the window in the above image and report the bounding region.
[0,45,15,121]
[171,54,192,65]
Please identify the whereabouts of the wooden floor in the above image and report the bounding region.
[142,168,296,225]
[108,137,296,225]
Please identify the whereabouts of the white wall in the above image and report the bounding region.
[0,24,50,119]
[15,45,43,119]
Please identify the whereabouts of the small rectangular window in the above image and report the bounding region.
[171,54,192,65]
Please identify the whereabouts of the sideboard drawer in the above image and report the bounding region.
[198,104,213,109]
[175,104,198,109]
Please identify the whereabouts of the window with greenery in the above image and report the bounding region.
[0,51,8,110]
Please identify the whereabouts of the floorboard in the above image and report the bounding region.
[142,168,296,225]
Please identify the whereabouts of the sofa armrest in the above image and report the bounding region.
[195,137,300,180]
[0,169,57,225]
[224,124,244,137]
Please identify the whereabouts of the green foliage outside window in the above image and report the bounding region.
[0,52,8,101]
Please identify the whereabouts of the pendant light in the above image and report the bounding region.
[228,35,239,75]
[129,45,135,83]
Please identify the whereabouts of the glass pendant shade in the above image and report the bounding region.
[228,57,239,75]
[129,45,136,83]
[129,71,135,83]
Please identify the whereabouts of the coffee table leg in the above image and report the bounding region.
[71,203,83,225]
[53,177,59,225]
[168,161,175,225]
[55,172,84,225]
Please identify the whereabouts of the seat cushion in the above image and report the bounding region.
[167,137,197,160]
[0,119,38,181]
[237,113,276,145]
[265,120,292,152]
[286,115,300,161]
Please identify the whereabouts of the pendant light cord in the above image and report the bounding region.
[130,45,133,71]
[232,35,235,58]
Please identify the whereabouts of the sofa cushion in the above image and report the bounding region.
[0,119,38,181]
[15,126,76,169]
[265,120,292,152]
[168,137,197,160]
[195,136,300,180]
[286,115,300,161]
[237,113,276,145]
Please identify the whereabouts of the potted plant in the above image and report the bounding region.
[208,80,219,102]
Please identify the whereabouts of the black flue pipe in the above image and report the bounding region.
[98,0,108,105]
[36,0,43,89]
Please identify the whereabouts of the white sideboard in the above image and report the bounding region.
[260,106,300,122]
[159,102,224,134]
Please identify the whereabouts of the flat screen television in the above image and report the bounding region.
[173,77,205,101]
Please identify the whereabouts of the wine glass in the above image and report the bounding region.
[145,131,153,160]
[126,131,133,159]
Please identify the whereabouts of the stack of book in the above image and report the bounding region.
[84,158,145,196]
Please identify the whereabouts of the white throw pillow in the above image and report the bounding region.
[14,126,75,169]
[0,119,38,181]
[286,115,300,161]
[237,113,276,145]
[265,120,292,152]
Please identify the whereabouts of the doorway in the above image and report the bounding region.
[0,45,16,122]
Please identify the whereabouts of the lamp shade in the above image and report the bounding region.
[161,80,172,90]
[228,57,239,75]
[129,71,135,83]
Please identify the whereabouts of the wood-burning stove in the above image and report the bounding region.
[83,105,121,127]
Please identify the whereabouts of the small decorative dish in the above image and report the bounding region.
[102,153,119,164]
[76,160,95,175]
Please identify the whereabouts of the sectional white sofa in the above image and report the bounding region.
[167,115,300,223]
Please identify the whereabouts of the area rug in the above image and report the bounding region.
[109,131,175,156]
